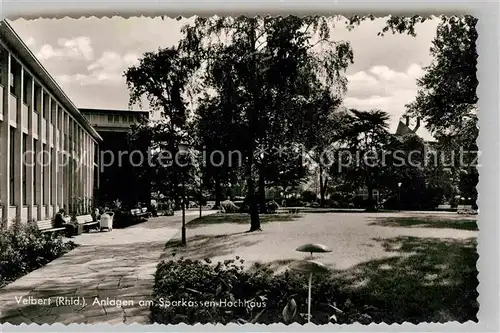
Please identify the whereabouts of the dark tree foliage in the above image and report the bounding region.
[348,15,478,203]
[184,16,354,230]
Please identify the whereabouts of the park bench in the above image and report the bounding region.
[76,214,100,232]
[437,204,452,210]
[286,207,301,214]
[457,205,476,215]
[36,219,66,236]
[131,207,149,219]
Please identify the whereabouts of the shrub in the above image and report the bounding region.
[329,200,340,208]
[301,190,317,203]
[284,198,304,208]
[0,218,77,287]
[265,200,279,214]
[220,200,240,213]
[151,257,370,325]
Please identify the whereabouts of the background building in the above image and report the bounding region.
[0,21,102,225]
[80,108,151,208]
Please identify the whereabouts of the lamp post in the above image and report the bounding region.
[227,182,232,201]
[199,188,202,218]
[178,142,189,246]
[397,182,402,212]
[198,175,203,218]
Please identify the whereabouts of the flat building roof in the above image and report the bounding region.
[80,108,149,118]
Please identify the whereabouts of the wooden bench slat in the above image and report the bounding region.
[37,221,52,228]
[76,215,93,224]
[83,221,100,232]
[36,219,66,235]
[40,227,66,233]
[84,221,98,225]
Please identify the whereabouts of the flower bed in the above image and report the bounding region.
[0,219,77,287]
[150,257,368,325]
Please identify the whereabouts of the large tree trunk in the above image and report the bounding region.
[366,183,377,212]
[247,155,261,231]
[368,185,374,202]
[214,176,222,208]
[247,20,261,232]
[258,166,267,214]
[247,179,261,231]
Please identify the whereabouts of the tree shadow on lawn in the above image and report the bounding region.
[369,217,478,231]
[334,236,478,323]
[187,213,300,228]
[161,232,262,261]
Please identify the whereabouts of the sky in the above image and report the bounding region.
[9,16,439,140]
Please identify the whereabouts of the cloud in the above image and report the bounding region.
[24,36,36,47]
[56,51,139,86]
[55,72,118,86]
[345,63,424,103]
[35,36,94,61]
[87,51,139,72]
[344,63,431,138]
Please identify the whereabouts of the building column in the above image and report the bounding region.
[95,142,100,189]
[26,75,34,221]
[78,126,82,213]
[80,128,83,211]
[87,135,91,211]
[51,102,57,215]
[88,136,92,210]
[75,124,79,212]
[65,117,69,212]
[69,118,74,213]
[42,94,49,219]
[35,90,42,221]
[0,52,11,225]
[13,66,23,221]
[80,128,84,213]
[64,114,69,212]
[57,107,63,210]
[91,140,95,206]
[83,133,87,213]
[47,97,53,218]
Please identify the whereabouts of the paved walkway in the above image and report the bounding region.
[0,210,214,325]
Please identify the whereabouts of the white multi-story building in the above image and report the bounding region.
[0,20,102,225]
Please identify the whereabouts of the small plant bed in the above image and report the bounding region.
[151,257,369,325]
[370,217,478,231]
[0,220,78,288]
[187,213,300,228]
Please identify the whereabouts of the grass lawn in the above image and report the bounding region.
[187,213,300,228]
[335,236,478,323]
[370,217,478,231]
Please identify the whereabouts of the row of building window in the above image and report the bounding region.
[1,46,99,212]
[2,61,82,132]
[96,114,139,124]
[7,125,96,206]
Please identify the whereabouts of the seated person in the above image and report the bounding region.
[53,208,67,228]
